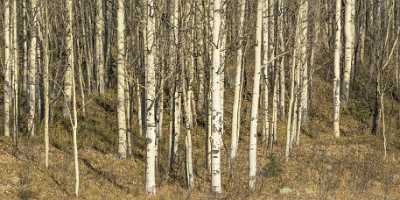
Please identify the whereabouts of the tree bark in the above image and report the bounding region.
[145,0,157,195]
[333,0,342,138]
[249,0,263,191]
[342,0,356,104]
[117,0,127,159]
[211,0,224,194]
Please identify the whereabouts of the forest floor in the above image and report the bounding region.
[1,77,400,200]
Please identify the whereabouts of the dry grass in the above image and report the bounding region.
[1,75,400,199]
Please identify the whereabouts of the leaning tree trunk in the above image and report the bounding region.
[145,0,157,195]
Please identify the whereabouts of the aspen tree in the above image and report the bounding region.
[249,0,263,191]
[262,0,270,145]
[211,0,224,194]
[299,0,309,125]
[117,0,127,159]
[43,0,50,168]
[145,0,157,195]
[22,0,28,94]
[270,0,279,143]
[342,0,355,103]
[285,49,297,161]
[333,0,342,138]
[64,0,73,118]
[65,0,80,196]
[72,42,80,198]
[278,0,286,119]
[230,0,246,167]
[12,0,19,141]
[183,0,195,189]
[28,0,38,137]
[170,0,181,170]
[96,0,105,94]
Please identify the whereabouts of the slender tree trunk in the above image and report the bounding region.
[278,0,286,119]
[285,49,297,161]
[64,0,73,118]
[342,0,355,104]
[262,0,270,146]
[43,0,50,168]
[145,0,157,195]
[66,0,79,196]
[13,0,19,142]
[333,0,342,138]
[117,0,127,159]
[230,0,246,167]
[28,0,38,137]
[211,0,224,194]
[299,0,309,125]
[96,0,105,94]
[249,0,263,191]
[72,48,80,198]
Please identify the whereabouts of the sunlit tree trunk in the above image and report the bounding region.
[12,0,19,141]
[262,0,270,145]
[64,0,73,118]
[145,0,157,195]
[96,0,105,94]
[211,0,224,194]
[43,0,50,168]
[249,0,263,191]
[230,0,246,168]
[117,0,127,159]
[170,0,181,171]
[333,0,342,138]
[28,0,38,137]
[278,0,286,120]
[299,0,309,125]
[285,49,297,161]
[342,0,355,104]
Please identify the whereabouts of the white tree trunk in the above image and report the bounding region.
[333,0,342,138]
[299,0,309,125]
[211,0,224,194]
[342,0,355,103]
[96,0,105,94]
[28,0,38,137]
[278,0,286,119]
[12,0,19,141]
[285,49,297,161]
[145,0,157,195]
[71,48,80,198]
[66,0,79,195]
[117,0,127,159]
[262,0,270,145]
[64,0,73,118]
[230,0,246,166]
[43,0,50,168]
[249,0,263,191]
